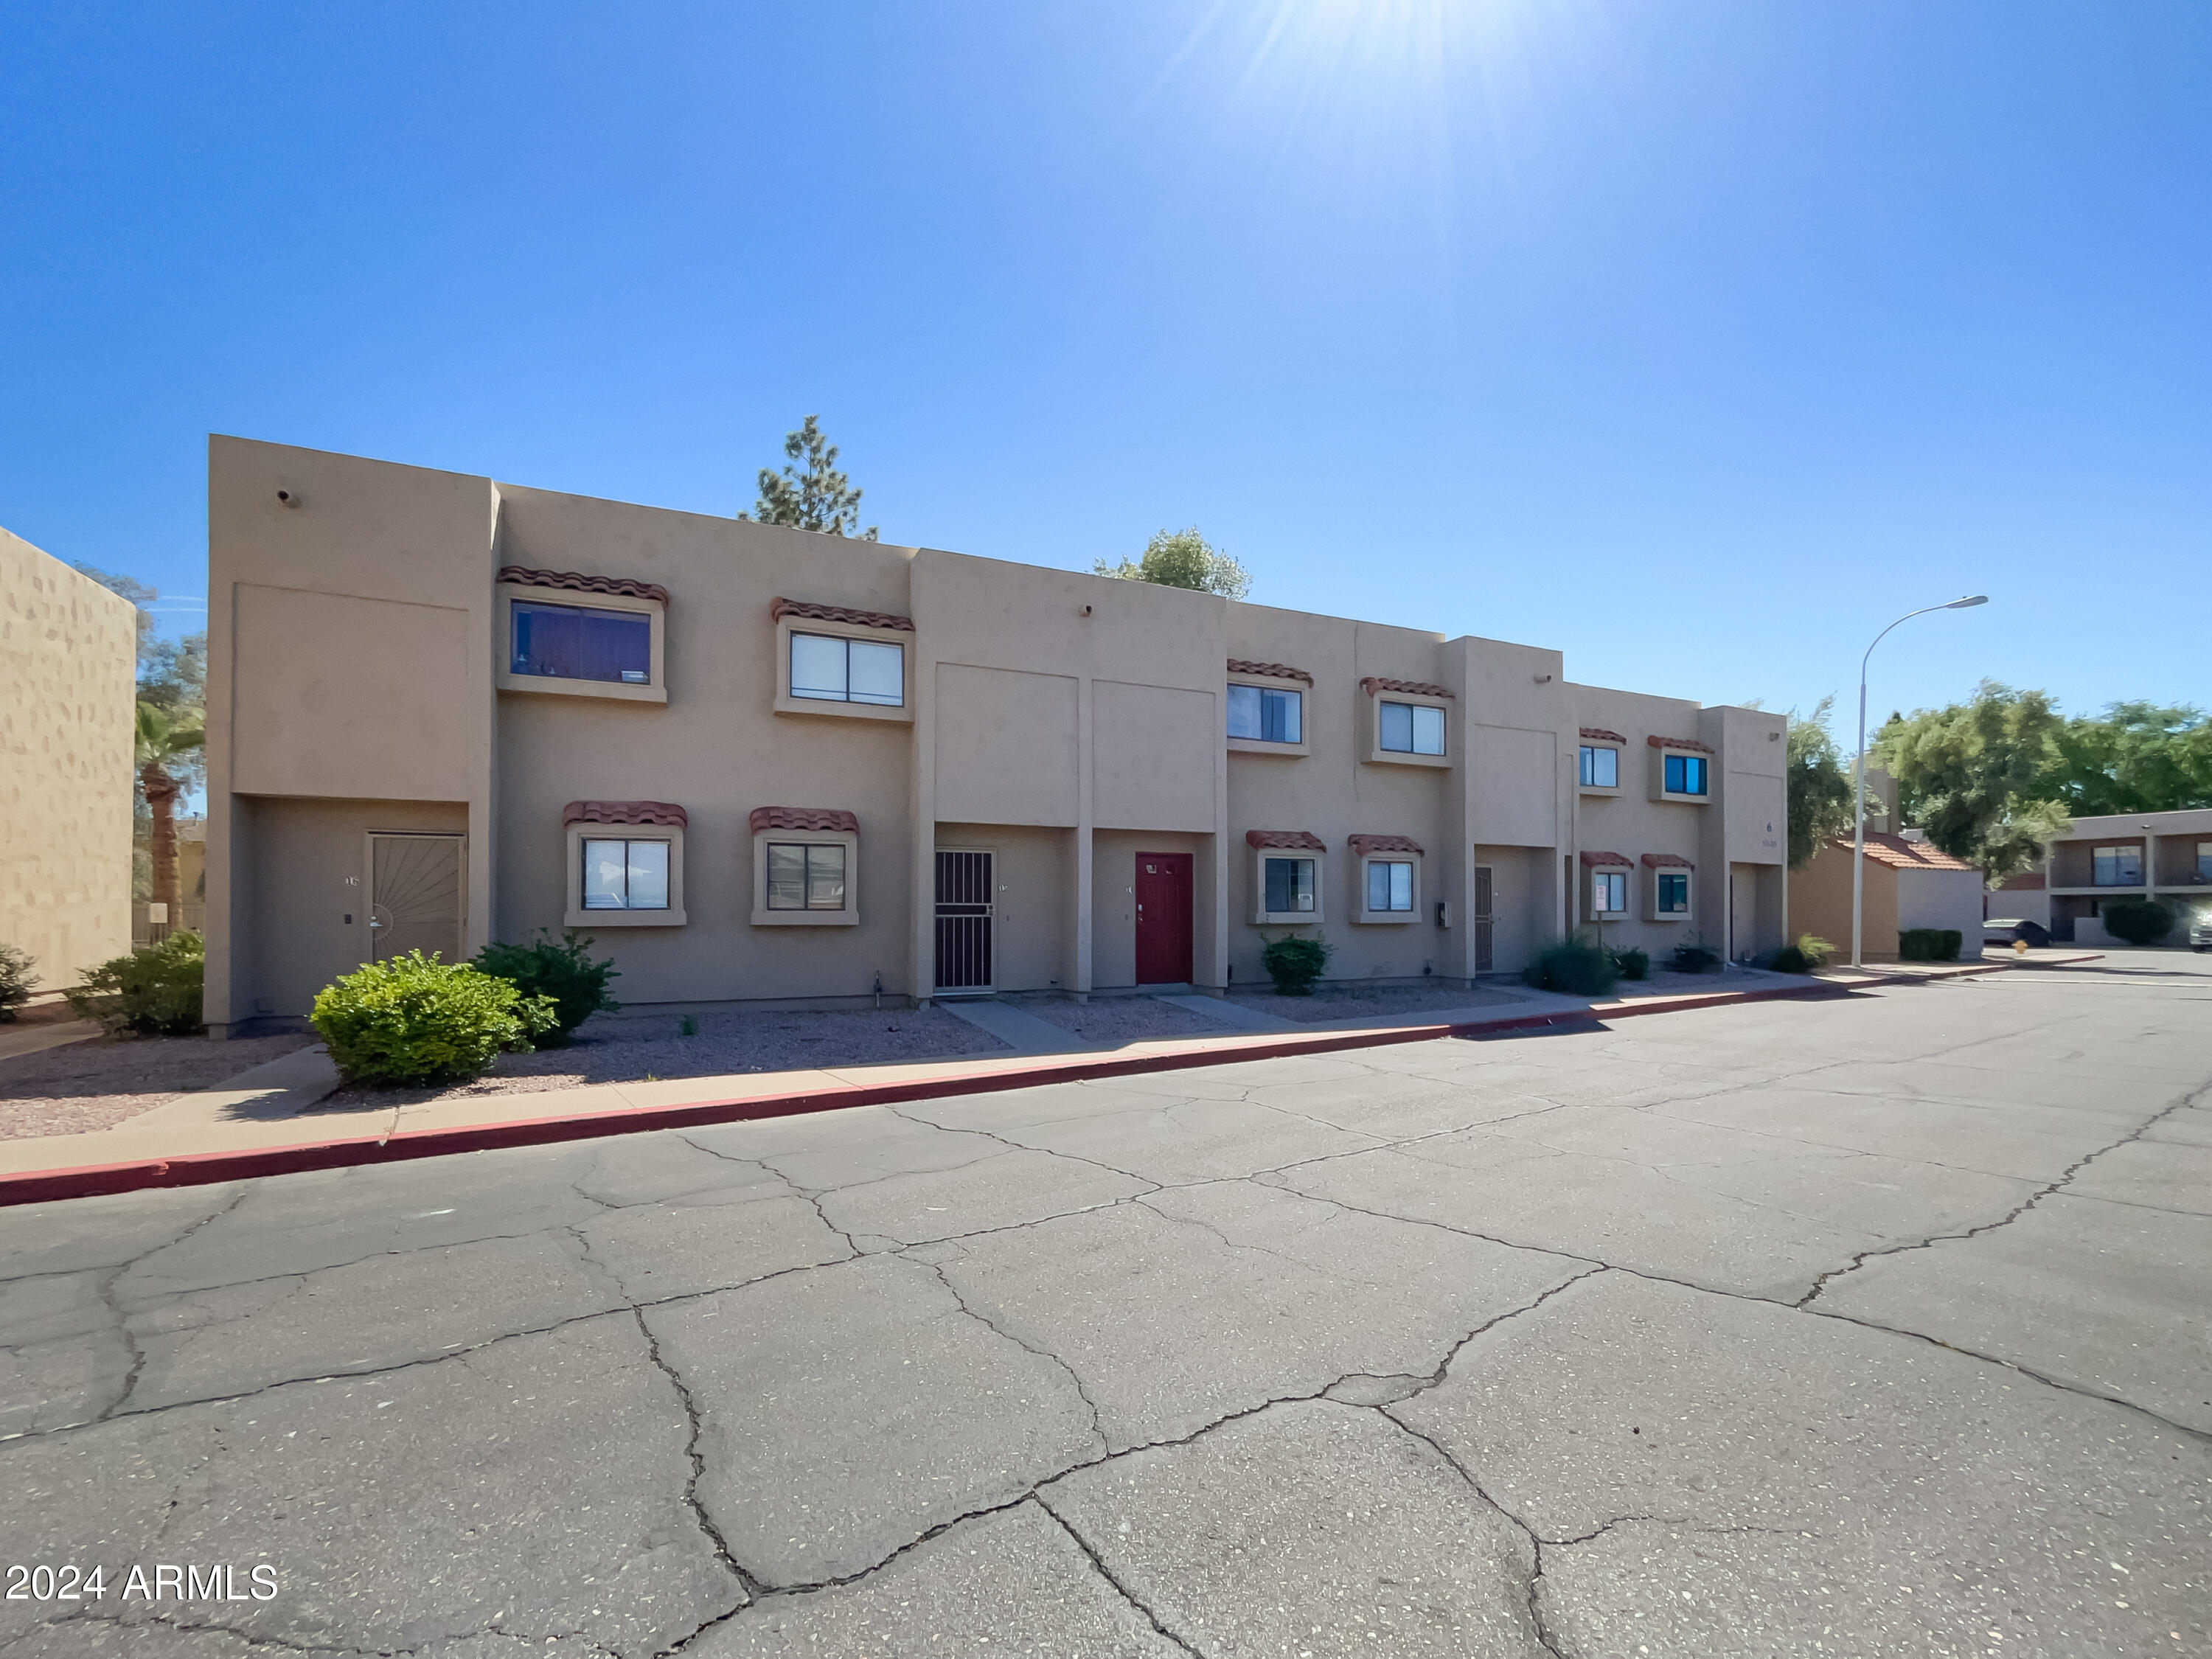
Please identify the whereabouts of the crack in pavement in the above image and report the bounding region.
[628,1306,767,1609]
[909,1256,1110,1458]
[1032,1496,1206,1656]
[1795,1077,2212,1309]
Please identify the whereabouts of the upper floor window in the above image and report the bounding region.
[2093,845,2142,886]
[2198,842,2211,880]
[790,632,904,706]
[1662,754,1708,796]
[512,600,651,686]
[582,837,670,911]
[1579,745,1619,788]
[1380,701,1444,756]
[1228,684,1302,744]
[1366,859,1416,912]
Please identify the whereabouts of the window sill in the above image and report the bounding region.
[751,908,860,928]
[1251,909,1321,926]
[565,907,686,928]
[1229,737,1310,758]
[1578,784,1624,798]
[1646,913,1691,924]
[1353,911,1420,925]
[501,671,668,704]
[1366,749,1450,770]
[773,691,914,724]
[1651,790,1711,806]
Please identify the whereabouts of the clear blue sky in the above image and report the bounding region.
[4,2,2206,733]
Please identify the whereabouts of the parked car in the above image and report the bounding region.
[2191,912,2212,952]
[1984,918,2051,949]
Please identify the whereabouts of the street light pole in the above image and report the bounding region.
[1852,595,1989,970]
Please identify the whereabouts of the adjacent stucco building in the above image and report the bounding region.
[204,437,1789,1033]
[1993,807,2212,943]
[0,525,137,989]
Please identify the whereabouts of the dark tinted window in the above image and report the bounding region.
[512,601,651,684]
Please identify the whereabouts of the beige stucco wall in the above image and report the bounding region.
[1789,843,1899,957]
[0,526,136,988]
[208,438,1794,1019]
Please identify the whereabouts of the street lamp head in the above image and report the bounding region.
[1946,595,1989,608]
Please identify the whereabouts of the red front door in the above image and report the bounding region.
[1134,852,1194,984]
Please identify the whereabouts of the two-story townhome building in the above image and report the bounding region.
[201,437,1787,1034]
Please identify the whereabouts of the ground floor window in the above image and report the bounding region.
[1591,869,1627,916]
[1656,871,1690,914]
[1366,860,1415,912]
[582,838,670,910]
[1265,856,1316,914]
[767,842,847,911]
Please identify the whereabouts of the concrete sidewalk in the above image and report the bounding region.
[0,954,2078,1206]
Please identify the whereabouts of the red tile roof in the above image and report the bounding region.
[1360,677,1453,699]
[1640,852,1694,869]
[749,807,860,834]
[1228,658,1314,684]
[1246,830,1327,852]
[500,566,669,604]
[1579,849,1634,868]
[1647,734,1715,754]
[771,597,914,633]
[1349,834,1424,858]
[1579,727,1627,744]
[1832,832,1978,872]
[564,800,688,827]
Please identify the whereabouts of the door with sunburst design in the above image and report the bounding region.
[368,834,465,964]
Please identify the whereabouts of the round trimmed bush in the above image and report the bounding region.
[472,930,620,1043]
[65,932,205,1035]
[1261,933,1332,995]
[312,951,558,1087]
[2099,898,2174,947]
[1525,938,1618,997]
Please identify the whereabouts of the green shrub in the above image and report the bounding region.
[2098,898,2174,947]
[1898,928,1963,961]
[1524,937,1619,997]
[1671,939,1722,975]
[1770,933,1834,974]
[1260,934,1332,995]
[312,951,558,1087]
[1610,946,1649,981]
[66,933,205,1035]
[0,943,34,1021]
[471,930,619,1043]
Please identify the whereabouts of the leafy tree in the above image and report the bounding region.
[2034,701,2212,815]
[135,702,205,919]
[1874,681,2070,883]
[139,630,208,720]
[742,415,877,540]
[1093,526,1251,599]
[1784,696,1854,869]
[74,563,158,666]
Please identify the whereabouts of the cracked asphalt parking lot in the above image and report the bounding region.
[1,959,2207,1658]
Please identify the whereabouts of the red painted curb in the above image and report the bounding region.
[0,967,1997,1207]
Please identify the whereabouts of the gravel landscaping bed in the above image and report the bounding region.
[328,1004,1009,1107]
[1228,983,1525,1024]
[1018,997,1228,1045]
[0,1033,319,1141]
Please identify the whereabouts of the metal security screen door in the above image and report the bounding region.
[933,849,994,992]
[1472,864,1495,973]
[368,834,465,964]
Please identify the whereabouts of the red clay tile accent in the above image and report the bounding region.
[1349,834,1424,858]
[749,807,860,834]
[1245,830,1327,852]
[1360,677,1453,699]
[1228,659,1314,684]
[1579,727,1627,744]
[500,566,670,604]
[1832,832,1978,872]
[1641,852,1694,869]
[1647,734,1715,754]
[771,597,914,633]
[564,800,688,827]
[1998,872,2048,890]
[1579,849,1634,868]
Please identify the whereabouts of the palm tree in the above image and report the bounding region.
[135,701,204,925]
